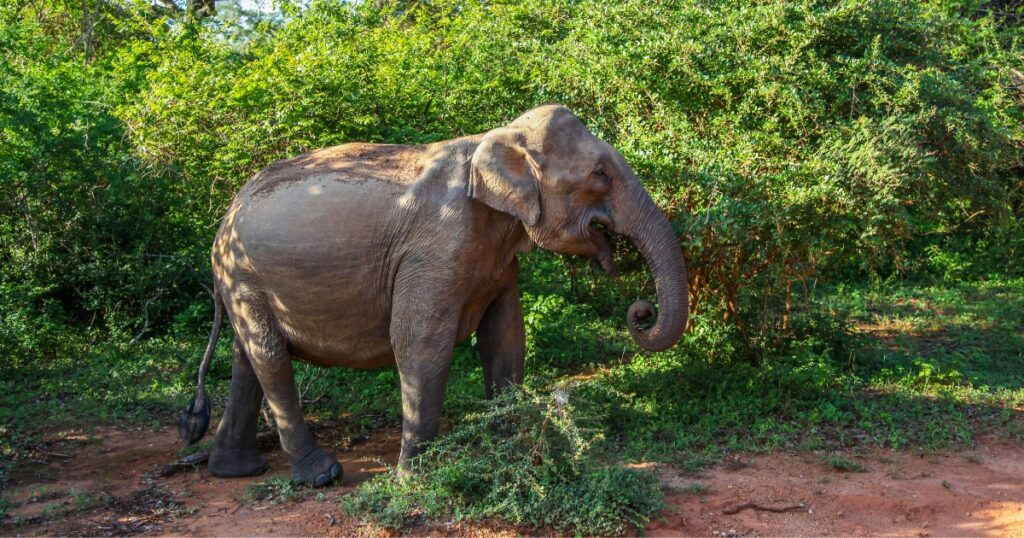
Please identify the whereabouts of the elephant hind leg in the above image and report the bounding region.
[209,336,269,478]
[230,294,342,487]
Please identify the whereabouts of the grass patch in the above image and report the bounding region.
[244,477,307,505]
[69,487,108,511]
[677,482,710,496]
[575,276,1024,463]
[344,386,664,535]
[824,455,867,473]
[177,440,213,458]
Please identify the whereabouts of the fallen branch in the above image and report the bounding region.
[34,447,70,459]
[158,451,210,477]
[130,295,157,345]
[723,502,807,515]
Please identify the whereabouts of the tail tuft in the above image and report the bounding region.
[178,390,211,446]
[180,286,222,446]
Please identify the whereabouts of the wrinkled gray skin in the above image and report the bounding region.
[179,105,688,487]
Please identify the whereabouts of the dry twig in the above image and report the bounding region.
[722,502,807,515]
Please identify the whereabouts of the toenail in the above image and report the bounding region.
[330,463,342,478]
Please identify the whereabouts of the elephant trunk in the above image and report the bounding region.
[611,172,689,352]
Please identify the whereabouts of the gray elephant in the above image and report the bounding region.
[179,104,688,487]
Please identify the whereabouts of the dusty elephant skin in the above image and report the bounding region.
[178,104,689,487]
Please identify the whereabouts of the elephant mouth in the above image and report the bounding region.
[587,217,617,275]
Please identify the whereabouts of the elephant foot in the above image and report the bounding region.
[291,447,342,487]
[208,448,270,478]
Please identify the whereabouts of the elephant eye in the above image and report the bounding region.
[589,165,612,192]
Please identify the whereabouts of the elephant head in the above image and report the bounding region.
[469,104,688,352]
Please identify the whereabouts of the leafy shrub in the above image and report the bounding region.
[0,9,213,352]
[343,386,664,535]
[2,0,1021,362]
[113,0,1023,356]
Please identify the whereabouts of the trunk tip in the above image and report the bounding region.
[628,300,656,329]
[627,299,685,352]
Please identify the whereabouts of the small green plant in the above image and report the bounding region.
[942,480,951,489]
[825,455,866,473]
[28,485,48,502]
[32,488,110,520]
[40,502,66,518]
[244,477,306,505]
[177,440,213,458]
[70,488,105,511]
[679,482,709,496]
[344,386,664,535]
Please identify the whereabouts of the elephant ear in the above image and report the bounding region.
[469,128,543,226]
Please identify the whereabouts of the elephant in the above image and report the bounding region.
[178,104,688,487]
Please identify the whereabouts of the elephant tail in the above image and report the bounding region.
[178,287,224,446]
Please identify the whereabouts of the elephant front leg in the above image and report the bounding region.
[477,283,526,399]
[390,299,457,478]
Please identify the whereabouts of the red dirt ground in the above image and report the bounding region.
[3,425,1023,536]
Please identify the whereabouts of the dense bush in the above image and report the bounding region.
[0,4,211,362]
[121,0,1024,350]
[2,0,1020,365]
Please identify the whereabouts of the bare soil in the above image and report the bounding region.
[650,442,1024,537]
[3,425,1023,537]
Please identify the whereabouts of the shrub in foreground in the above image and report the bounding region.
[343,386,664,535]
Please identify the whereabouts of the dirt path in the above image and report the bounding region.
[3,426,1023,536]
[652,443,1024,537]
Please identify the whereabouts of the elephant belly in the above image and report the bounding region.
[228,177,404,368]
[274,306,396,369]
[264,286,399,366]
[288,338,396,369]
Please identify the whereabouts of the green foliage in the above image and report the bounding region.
[523,291,625,370]
[2,0,1022,360]
[343,386,664,535]
[0,4,214,360]
[178,439,213,458]
[6,0,1021,355]
[572,276,1024,461]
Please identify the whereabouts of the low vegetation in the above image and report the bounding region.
[344,387,665,535]
[244,477,307,505]
[825,455,867,473]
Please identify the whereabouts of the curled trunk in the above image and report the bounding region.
[612,175,689,352]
